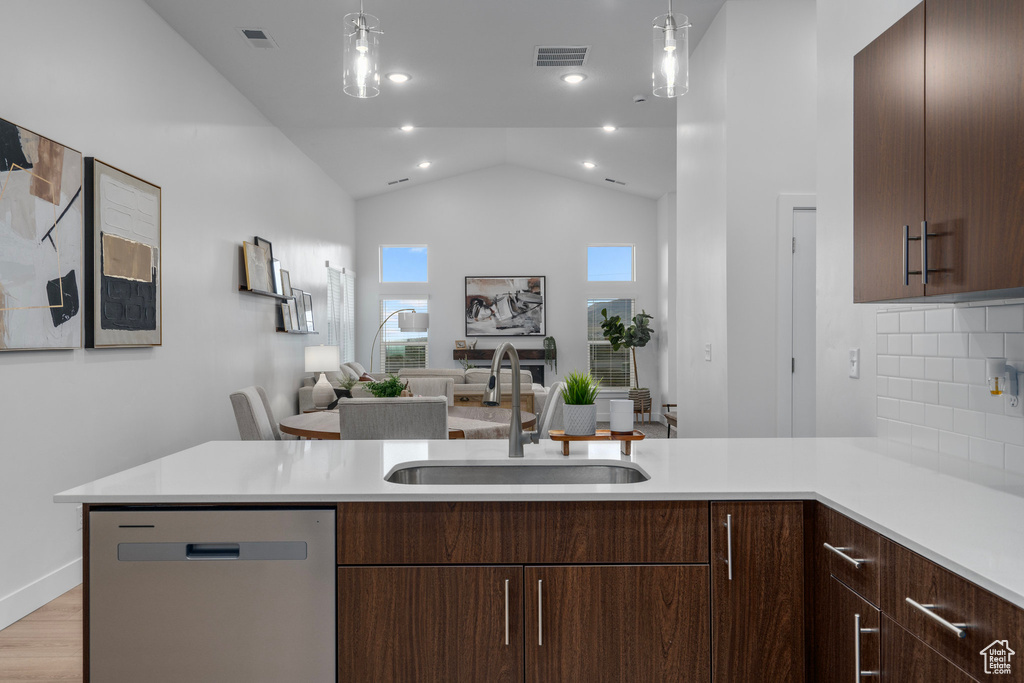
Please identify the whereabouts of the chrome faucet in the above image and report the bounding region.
[482,341,538,457]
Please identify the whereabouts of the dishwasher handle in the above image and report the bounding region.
[186,543,240,560]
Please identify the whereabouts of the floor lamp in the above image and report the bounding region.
[369,309,429,374]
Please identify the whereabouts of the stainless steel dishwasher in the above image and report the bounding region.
[89,508,335,682]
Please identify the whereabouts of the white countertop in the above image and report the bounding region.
[55,436,1024,610]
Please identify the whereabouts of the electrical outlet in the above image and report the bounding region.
[849,348,860,379]
[77,505,83,531]
[704,344,712,362]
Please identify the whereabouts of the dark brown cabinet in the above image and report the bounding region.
[710,501,806,682]
[882,615,976,682]
[524,565,710,682]
[337,566,524,682]
[854,0,1024,302]
[815,576,881,682]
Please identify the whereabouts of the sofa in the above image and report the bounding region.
[299,362,549,415]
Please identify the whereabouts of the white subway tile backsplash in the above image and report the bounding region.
[953,307,986,332]
[987,413,1024,446]
[900,357,925,379]
[913,425,939,450]
[953,408,987,437]
[969,333,1004,358]
[925,308,953,332]
[987,304,1024,332]
[912,334,938,356]
[900,310,925,333]
[877,312,900,333]
[938,382,970,408]
[878,396,901,419]
[900,400,926,425]
[878,355,900,377]
[876,334,889,355]
[969,385,1005,414]
[953,358,986,385]
[924,357,954,382]
[876,376,888,397]
[876,418,889,440]
[889,420,913,445]
[969,437,1005,468]
[1005,444,1024,475]
[888,377,913,400]
[1005,334,1024,361]
[912,380,939,404]
[888,334,912,355]
[939,430,970,459]
[925,404,954,430]
[937,333,970,358]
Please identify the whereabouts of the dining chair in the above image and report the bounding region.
[338,396,448,440]
[229,386,281,441]
[404,377,455,407]
[536,381,565,439]
[662,403,678,437]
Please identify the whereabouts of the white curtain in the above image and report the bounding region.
[327,267,356,363]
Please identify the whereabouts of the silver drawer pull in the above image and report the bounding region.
[504,579,509,645]
[823,542,865,569]
[537,579,543,646]
[726,513,733,581]
[905,597,968,639]
[854,613,879,679]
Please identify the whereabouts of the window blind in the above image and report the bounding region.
[380,298,428,373]
[587,298,634,388]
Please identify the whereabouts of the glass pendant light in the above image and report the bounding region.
[652,0,690,98]
[343,1,382,99]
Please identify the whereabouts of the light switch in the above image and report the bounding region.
[704,344,712,362]
[849,348,860,379]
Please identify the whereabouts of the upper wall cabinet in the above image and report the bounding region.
[854,0,1024,303]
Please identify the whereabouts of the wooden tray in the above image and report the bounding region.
[547,429,645,456]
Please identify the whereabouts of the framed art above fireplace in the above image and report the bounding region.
[465,276,545,336]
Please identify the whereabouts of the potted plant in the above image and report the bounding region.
[599,308,655,416]
[364,374,407,398]
[561,370,601,436]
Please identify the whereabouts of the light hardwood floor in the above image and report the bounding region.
[0,585,83,682]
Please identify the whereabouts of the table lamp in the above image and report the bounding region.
[305,345,341,410]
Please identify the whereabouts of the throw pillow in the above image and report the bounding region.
[338,365,360,382]
[346,361,368,377]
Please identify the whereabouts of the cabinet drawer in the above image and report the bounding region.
[522,501,708,564]
[881,539,1024,680]
[337,502,523,564]
[818,504,881,605]
[881,614,978,682]
[815,575,880,681]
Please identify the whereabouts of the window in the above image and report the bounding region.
[380,246,428,283]
[326,267,355,363]
[587,298,635,388]
[587,245,634,281]
[380,299,428,373]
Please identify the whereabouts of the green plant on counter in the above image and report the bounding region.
[599,308,654,390]
[543,336,557,374]
[365,374,406,398]
[561,370,601,405]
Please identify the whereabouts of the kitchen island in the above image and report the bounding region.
[57,437,1024,682]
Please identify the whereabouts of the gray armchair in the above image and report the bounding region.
[229,386,281,440]
[338,396,448,440]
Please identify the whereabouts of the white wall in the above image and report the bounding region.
[0,0,355,628]
[676,0,817,437]
[354,164,660,417]
[657,193,678,409]
[815,0,920,436]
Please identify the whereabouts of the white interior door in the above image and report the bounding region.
[791,209,816,437]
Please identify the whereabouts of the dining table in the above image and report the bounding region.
[278,405,537,440]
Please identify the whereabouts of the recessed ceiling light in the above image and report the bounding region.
[561,73,587,85]
[603,125,618,132]
[582,161,596,169]
[417,161,432,169]
[400,125,415,132]
[386,72,411,83]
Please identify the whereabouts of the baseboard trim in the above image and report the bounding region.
[0,557,82,630]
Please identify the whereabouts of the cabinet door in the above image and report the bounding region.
[853,3,926,302]
[337,566,523,683]
[711,501,806,682]
[815,576,880,683]
[524,565,710,682]
[924,0,1024,297]
[882,615,976,682]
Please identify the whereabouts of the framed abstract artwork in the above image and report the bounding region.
[84,159,162,347]
[242,241,271,293]
[293,288,308,333]
[280,269,292,298]
[0,117,84,351]
[465,276,546,336]
[302,291,315,333]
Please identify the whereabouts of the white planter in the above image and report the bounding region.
[563,404,597,436]
[609,399,634,433]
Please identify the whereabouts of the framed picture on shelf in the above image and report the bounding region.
[285,300,300,331]
[465,276,546,336]
[293,288,308,332]
[280,269,292,297]
[243,241,271,292]
[455,340,467,349]
[281,302,293,332]
[254,236,273,262]
[271,259,283,296]
[302,291,315,333]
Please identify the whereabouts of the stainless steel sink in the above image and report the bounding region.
[384,461,650,485]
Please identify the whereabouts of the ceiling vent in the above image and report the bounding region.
[387,178,410,186]
[605,178,627,186]
[238,28,277,49]
[534,46,590,67]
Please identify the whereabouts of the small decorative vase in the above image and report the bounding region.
[564,404,597,436]
[609,399,634,434]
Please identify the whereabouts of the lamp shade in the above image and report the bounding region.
[398,311,429,332]
[305,345,340,373]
